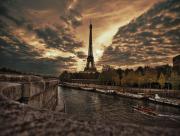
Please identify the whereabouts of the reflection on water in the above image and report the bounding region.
[58,86,180,128]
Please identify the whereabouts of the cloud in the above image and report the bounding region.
[1,0,177,74]
[75,51,86,59]
[0,0,85,74]
[34,26,83,53]
[61,8,82,28]
[0,33,78,74]
[98,0,180,68]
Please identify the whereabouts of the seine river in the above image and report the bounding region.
[58,86,180,128]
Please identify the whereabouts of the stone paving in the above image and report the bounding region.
[0,94,179,136]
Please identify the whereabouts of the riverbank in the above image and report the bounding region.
[60,82,180,108]
[1,94,180,136]
[0,76,180,135]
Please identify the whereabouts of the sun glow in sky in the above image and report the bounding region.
[93,23,124,61]
[1,0,178,74]
[75,0,163,66]
[42,49,73,59]
[12,27,74,60]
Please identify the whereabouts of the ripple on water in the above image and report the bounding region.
[58,87,180,128]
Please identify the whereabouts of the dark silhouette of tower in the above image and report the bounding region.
[84,22,97,72]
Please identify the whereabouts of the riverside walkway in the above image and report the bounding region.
[61,82,180,107]
[0,76,180,135]
[0,94,180,136]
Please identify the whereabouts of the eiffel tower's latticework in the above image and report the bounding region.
[84,23,97,72]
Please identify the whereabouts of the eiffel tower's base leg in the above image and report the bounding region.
[84,57,97,72]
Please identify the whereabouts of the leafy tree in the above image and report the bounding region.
[121,71,138,87]
[158,72,165,89]
[137,73,144,88]
[59,71,71,82]
[99,65,120,85]
[143,70,157,88]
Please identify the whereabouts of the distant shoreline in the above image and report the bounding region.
[60,82,180,108]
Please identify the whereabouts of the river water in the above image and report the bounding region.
[58,86,180,128]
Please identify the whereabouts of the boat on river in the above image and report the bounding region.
[81,87,95,91]
[96,88,116,94]
[116,92,144,99]
[133,105,159,117]
[148,94,180,107]
[107,89,116,94]
[96,88,107,93]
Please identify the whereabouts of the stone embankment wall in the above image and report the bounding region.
[0,92,179,136]
[0,74,59,110]
[0,77,180,135]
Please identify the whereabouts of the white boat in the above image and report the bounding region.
[149,97,180,107]
[107,90,116,94]
[81,87,94,91]
[116,92,144,99]
[96,88,106,93]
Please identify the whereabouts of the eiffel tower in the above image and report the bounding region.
[84,22,97,72]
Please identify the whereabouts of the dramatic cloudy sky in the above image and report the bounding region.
[98,0,180,69]
[0,0,179,75]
